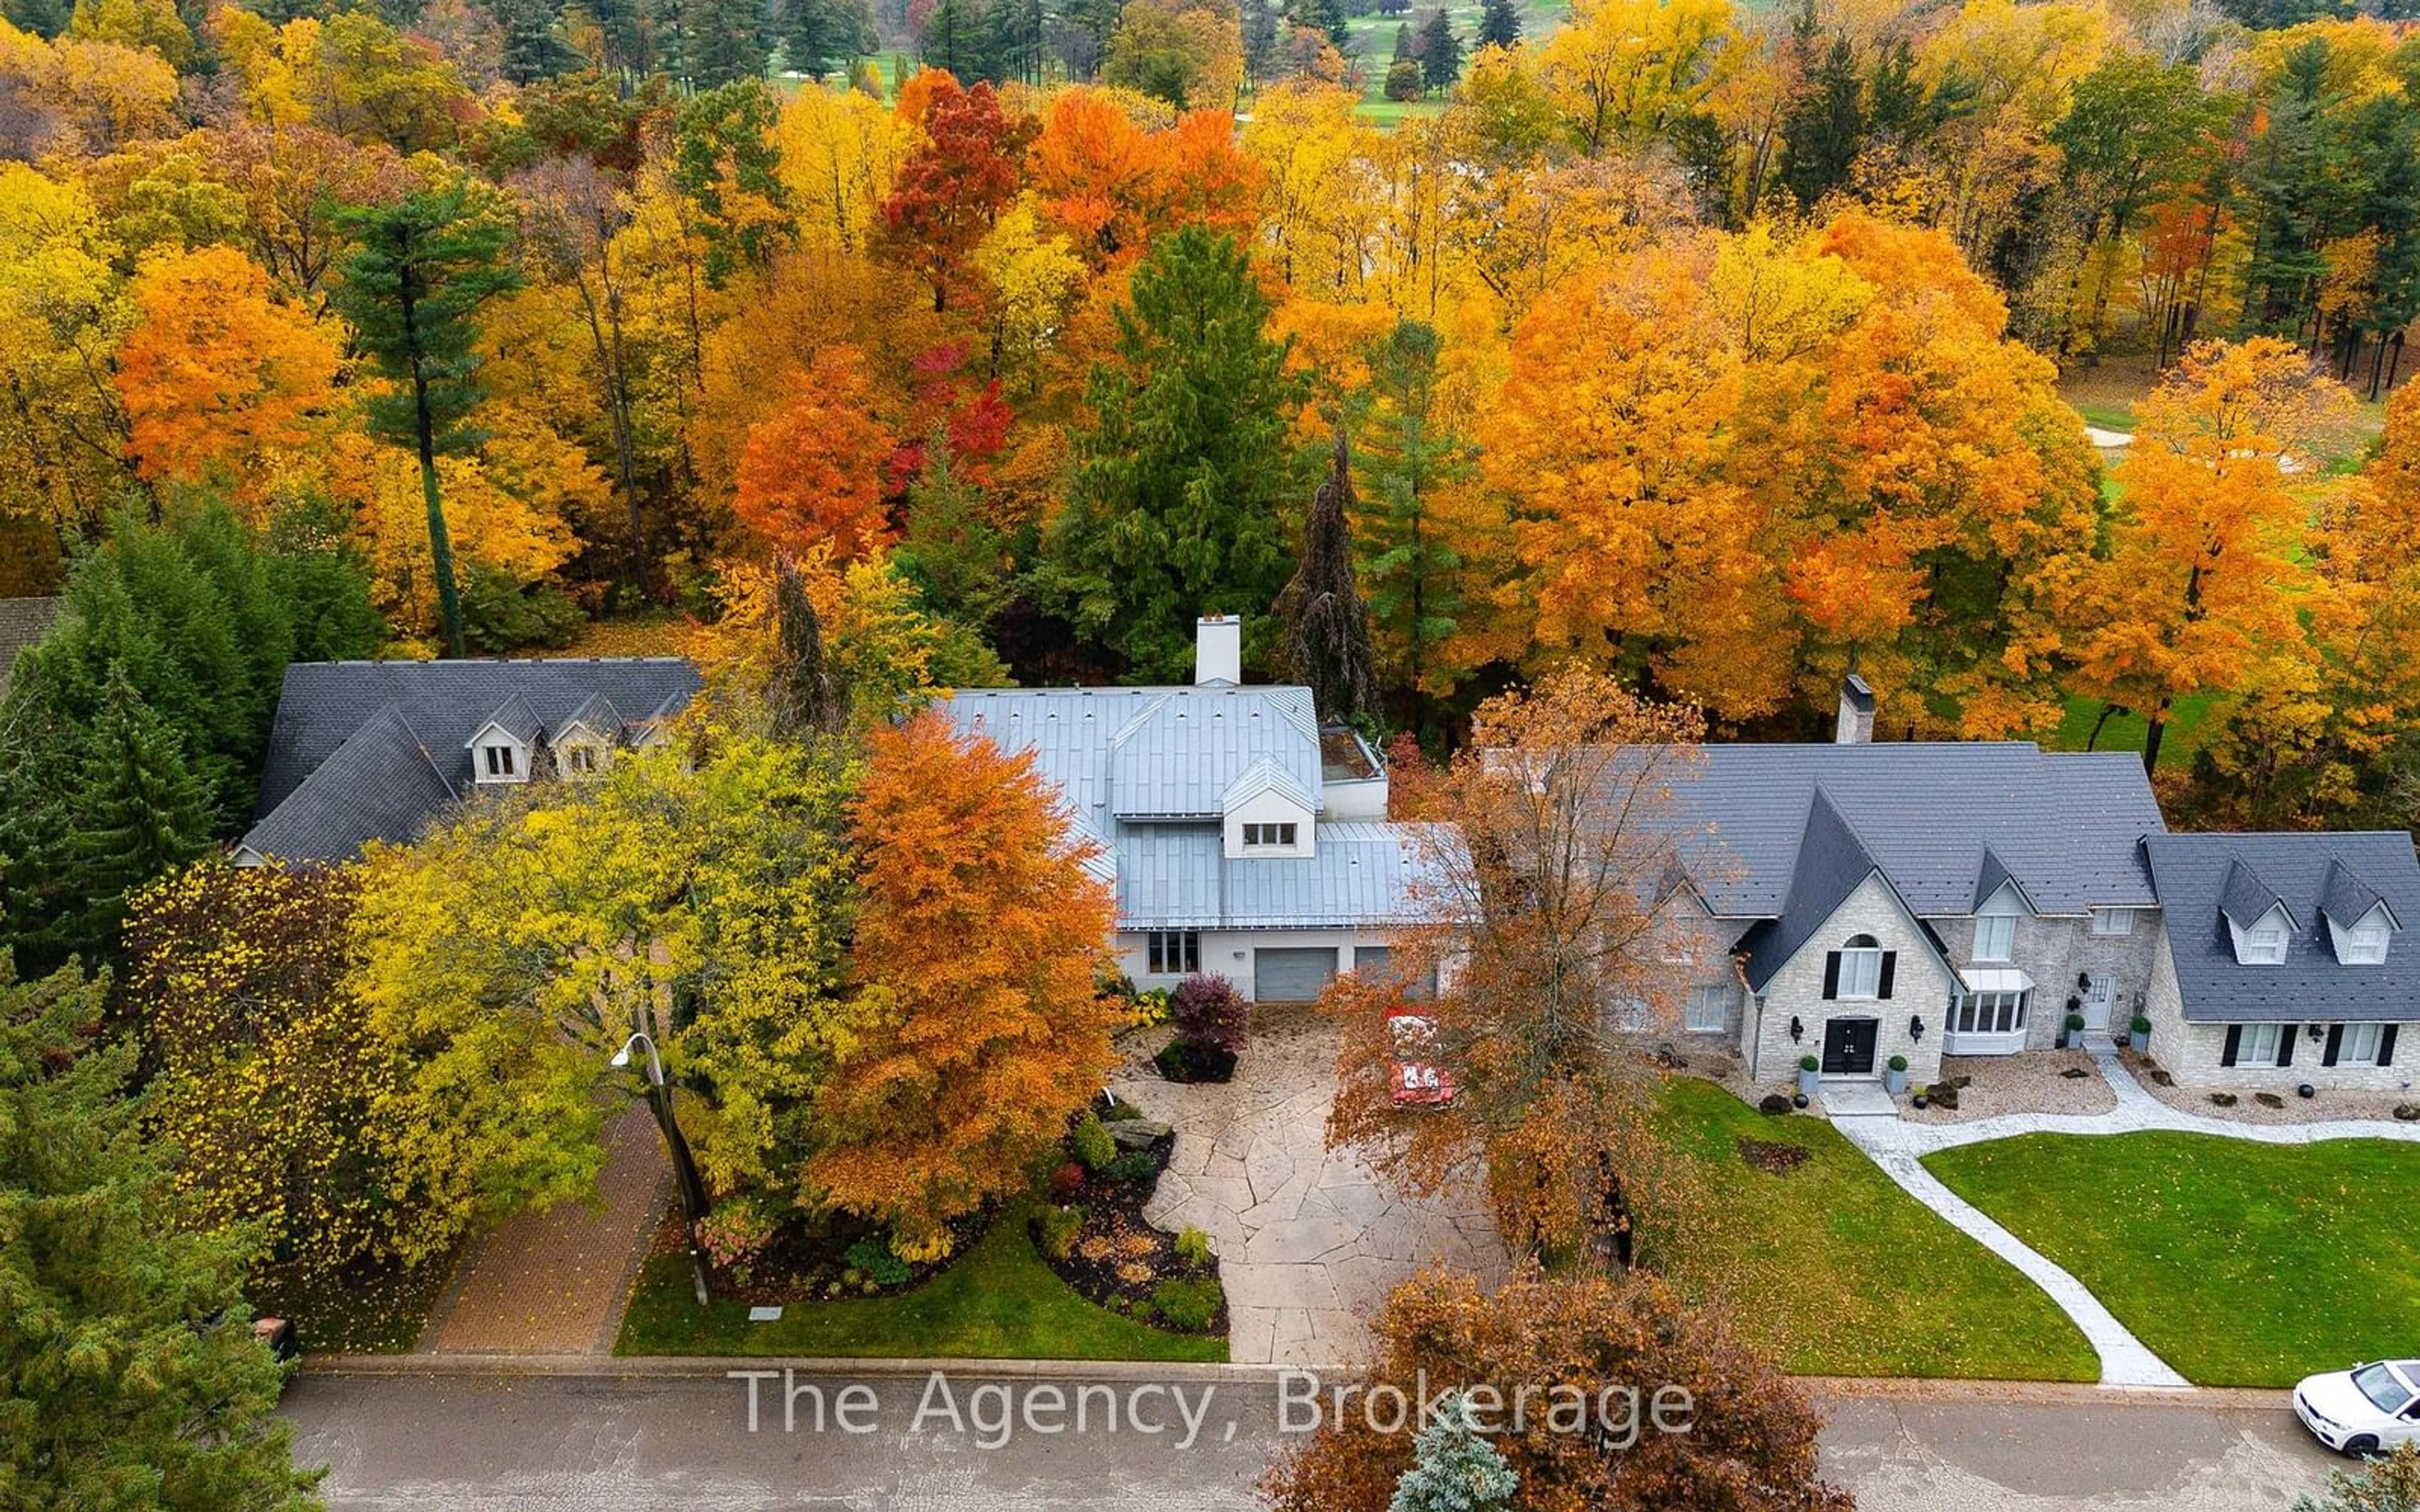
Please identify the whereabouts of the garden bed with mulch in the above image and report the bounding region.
[1028,1114,1228,1337]
[671,1202,991,1309]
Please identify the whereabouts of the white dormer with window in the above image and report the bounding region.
[1972,881,2025,964]
[467,725,531,785]
[1221,756,1317,860]
[2230,904,2291,965]
[2329,903,2393,965]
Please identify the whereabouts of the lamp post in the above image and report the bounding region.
[613,1030,711,1307]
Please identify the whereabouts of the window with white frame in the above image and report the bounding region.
[1242,822,1297,849]
[2242,919,2288,965]
[2342,1021,2387,1065]
[1973,886,2022,963]
[1951,990,2029,1036]
[567,745,597,775]
[2342,916,2390,965]
[2090,908,2136,937]
[1836,936,1883,998]
[480,743,518,779]
[2238,1022,2283,1063]
[1146,931,1200,975]
[1684,985,1729,1033]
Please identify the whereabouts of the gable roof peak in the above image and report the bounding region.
[2319,856,2399,930]
[2218,856,2296,932]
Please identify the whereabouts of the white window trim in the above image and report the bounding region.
[1146,930,1200,975]
[478,742,525,782]
[1242,822,1298,849]
[2342,1021,2387,1065]
[2232,906,2290,965]
[2332,908,2391,965]
[1684,984,1729,1033]
[2090,907,2135,937]
[1972,913,2016,964]
[1836,946,1883,999]
[2240,1022,2283,1064]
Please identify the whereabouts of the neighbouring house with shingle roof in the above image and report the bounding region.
[935,616,1448,1004]
[235,658,701,864]
[1634,679,2417,1097]
[0,597,60,697]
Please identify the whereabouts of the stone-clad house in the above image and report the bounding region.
[1645,680,2419,1097]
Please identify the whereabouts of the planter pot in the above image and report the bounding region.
[1884,1068,1908,1096]
[1911,1094,1928,1110]
[1797,1068,1821,1096]
[2129,1029,2150,1053]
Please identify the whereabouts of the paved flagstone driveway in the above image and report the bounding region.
[1110,1008,1507,1368]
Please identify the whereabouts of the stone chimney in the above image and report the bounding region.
[1835,673,1875,744]
[1194,615,1242,687]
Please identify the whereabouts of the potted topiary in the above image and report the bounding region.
[2128,1014,2151,1053]
[1884,1054,1909,1096]
[2063,1011,2086,1050]
[1797,1053,1821,1097]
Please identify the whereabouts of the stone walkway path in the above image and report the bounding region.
[1832,1039,2420,1387]
[421,1105,668,1355]
[1110,1009,1506,1368]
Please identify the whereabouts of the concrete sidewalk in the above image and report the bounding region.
[420,1105,668,1355]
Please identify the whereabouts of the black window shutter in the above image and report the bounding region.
[1877,951,1896,999]
[1822,953,1840,1000]
[2276,1025,2296,1068]
[2221,1025,2241,1067]
[2324,1026,2343,1067]
[2381,1025,2399,1067]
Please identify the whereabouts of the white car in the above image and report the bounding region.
[2295,1360,2420,1457]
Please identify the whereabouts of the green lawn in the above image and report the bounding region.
[1650,1079,2100,1380]
[1926,1133,2420,1387]
[2049,692,2218,767]
[616,1204,1228,1361]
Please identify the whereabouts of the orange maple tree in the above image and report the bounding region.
[730,345,900,563]
[113,243,340,500]
[1028,90,1260,270]
[810,711,1120,1258]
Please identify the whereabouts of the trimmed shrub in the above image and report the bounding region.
[1105,1150,1159,1184]
[1175,1226,1214,1268]
[1172,973,1250,1055]
[1048,1161,1086,1201]
[1799,1054,1819,1072]
[1036,1204,1085,1261]
[1151,1277,1223,1332]
[1886,1054,1907,1072]
[1154,1040,1238,1084]
[1071,1113,1117,1171]
[844,1236,913,1287]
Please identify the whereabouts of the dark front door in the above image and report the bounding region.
[1821,1017,1879,1076]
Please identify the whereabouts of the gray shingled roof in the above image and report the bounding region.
[2144,832,2420,1023]
[2319,858,2396,930]
[2218,858,2295,931]
[1731,788,1959,991]
[473,693,544,747]
[0,597,59,696]
[246,658,701,861]
[1114,822,1453,930]
[236,704,458,862]
[1665,743,2166,919]
[558,692,625,741]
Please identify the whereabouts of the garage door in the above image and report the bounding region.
[1255,947,1339,1003]
[1353,946,1436,1000]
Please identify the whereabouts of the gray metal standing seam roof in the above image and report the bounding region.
[1662,742,2168,919]
[243,658,702,861]
[1114,822,1453,930]
[2143,832,2420,1023]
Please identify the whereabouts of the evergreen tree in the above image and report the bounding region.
[1047,227,1307,681]
[1288,0,1347,48]
[1242,0,1278,79]
[672,83,792,284]
[1388,1392,1519,1512]
[58,669,212,964]
[1391,19,1412,57]
[1777,30,1864,211]
[1475,0,1518,49]
[1416,7,1459,90]
[332,185,522,659]
[1278,432,1381,724]
[490,0,584,80]
[0,956,320,1509]
[780,0,872,75]
[1352,320,1466,741]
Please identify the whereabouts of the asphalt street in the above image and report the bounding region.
[281,1367,2351,1511]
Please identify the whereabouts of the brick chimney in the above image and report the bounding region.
[1835,673,1875,744]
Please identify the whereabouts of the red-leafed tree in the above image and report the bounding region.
[732,345,901,563]
[879,74,1037,315]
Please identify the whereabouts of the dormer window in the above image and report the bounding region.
[1973,883,2023,964]
[1243,822,1297,849]
[481,742,519,780]
[2337,910,2390,965]
[2234,906,2290,965]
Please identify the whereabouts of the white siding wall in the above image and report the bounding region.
[1747,874,1954,1085]
[1118,927,1398,1001]
[1221,788,1317,859]
[1323,777,1389,821]
[2143,933,2419,1092]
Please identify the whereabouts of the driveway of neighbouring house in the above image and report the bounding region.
[419,1105,668,1355]
[1110,1007,1507,1368]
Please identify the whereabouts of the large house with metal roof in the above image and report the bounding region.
[235,658,700,864]
[935,616,1447,1004]
[1649,680,2419,1097]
